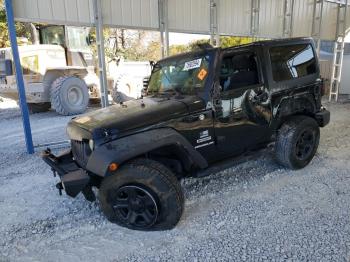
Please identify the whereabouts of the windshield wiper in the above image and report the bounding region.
[159,87,184,98]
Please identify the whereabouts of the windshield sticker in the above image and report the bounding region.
[197,68,208,80]
[183,58,202,71]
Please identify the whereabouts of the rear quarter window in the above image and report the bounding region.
[269,44,317,82]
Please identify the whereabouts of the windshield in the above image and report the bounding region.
[40,26,91,52]
[40,26,65,46]
[147,53,212,95]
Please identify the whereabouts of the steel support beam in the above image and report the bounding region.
[311,0,324,54]
[5,0,34,154]
[250,0,260,40]
[282,0,295,38]
[93,0,109,108]
[210,0,220,47]
[159,0,169,58]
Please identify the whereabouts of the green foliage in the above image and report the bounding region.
[169,44,191,56]
[0,0,32,47]
[168,36,254,56]
[219,36,253,48]
[100,29,161,62]
[188,39,211,51]
[101,30,254,61]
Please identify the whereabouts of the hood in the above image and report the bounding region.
[67,96,205,140]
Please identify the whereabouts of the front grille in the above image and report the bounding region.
[143,76,150,89]
[71,140,92,168]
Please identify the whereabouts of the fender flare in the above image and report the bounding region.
[271,94,317,130]
[86,128,208,177]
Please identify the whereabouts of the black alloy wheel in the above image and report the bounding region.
[275,116,320,169]
[111,185,158,229]
[99,158,184,231]
[295,129,316,161]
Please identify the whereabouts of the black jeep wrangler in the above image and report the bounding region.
[42,38,330,231]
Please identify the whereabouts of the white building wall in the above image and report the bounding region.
[341,55,350,94]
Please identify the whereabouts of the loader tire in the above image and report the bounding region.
[50,76,89,116]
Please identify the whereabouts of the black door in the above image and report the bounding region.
[213,50,272,156]
[171,107,220,164]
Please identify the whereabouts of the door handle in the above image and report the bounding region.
[182,115,198,123]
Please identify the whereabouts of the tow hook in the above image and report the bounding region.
[51,168,57,177]
[82,186,96,202]
[56,182,63,196]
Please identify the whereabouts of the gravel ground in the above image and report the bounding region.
[1,98,350,262]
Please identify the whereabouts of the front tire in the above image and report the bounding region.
[98,158,184,231]
[111,87,133,104]
[275,115,320,169]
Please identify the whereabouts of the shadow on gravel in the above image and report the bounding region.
[0,103,102,121]
[0,108,21,120]
[182,149,283,201]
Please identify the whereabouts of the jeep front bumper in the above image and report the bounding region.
[41,149,95,201]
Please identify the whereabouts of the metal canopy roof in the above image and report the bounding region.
[12,0,350,41]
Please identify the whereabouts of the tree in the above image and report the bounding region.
[167,36,254,56]
[0,0,32,47]
[219,36,253,48]
[102,28,162,61]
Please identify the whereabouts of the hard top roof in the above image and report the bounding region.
[158,37,314,63]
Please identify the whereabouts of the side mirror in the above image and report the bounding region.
[0,59,13,76]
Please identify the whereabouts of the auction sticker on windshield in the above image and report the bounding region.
[183,58,202,71]
[197,68,208,81]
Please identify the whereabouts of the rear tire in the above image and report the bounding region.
[275,115,320,169]
[27,103,51,114]
[98,158,184,231]
[50,76,89,116]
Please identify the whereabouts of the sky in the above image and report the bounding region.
[169,32,210,45]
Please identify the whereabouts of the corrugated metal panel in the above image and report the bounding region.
[319,59,332,79]
[347,3,350,31]
[258,0,284,38]
[291,0,314,38]
[13,0,158,29]
[102,0,159,29]
[321,1,338,40]
[217,0,251,36]
[12,0,349,40]
[13,0,95,26]
[167,0,211,33]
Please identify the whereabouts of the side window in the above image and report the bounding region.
[269,44,317,82]
[219,52,259,92]
[70,52,86,67]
